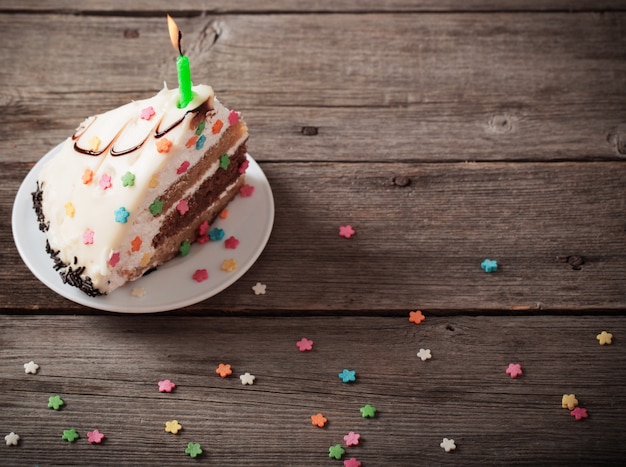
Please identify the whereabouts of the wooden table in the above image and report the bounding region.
[2,1,625,465]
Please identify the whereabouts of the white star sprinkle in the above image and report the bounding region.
[440,437,456,452]
[131,287,146,297]
[240,372,256,385]
[416,348,432,361]
[23,361,39,374]
[5,432,20,446]
[252,282,267,295]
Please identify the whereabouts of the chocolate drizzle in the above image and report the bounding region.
[155,99,212,138]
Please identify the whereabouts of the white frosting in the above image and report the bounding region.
[38,84,242,294]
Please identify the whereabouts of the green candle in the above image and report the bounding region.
[167,15,194,108]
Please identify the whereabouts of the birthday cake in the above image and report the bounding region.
[32,84,249,296]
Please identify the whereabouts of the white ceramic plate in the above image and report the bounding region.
[12,143,274,313]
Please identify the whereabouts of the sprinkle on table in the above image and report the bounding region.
[440,437,456,452]
[329,444,346,460]
[185,442,203,458]
[344,459,362,467]
[339,225,355,238]
[62,428,79,443]
[562,394,579,410]
[570,407,588,421]
[216,363,233,378]
[165,420,183,434]
[23,361,39,374]
[87,429,105,444]
[311,413,328,428]
[408,310,425,324]
[48,395,64,410]
[481,258,498,273]
[417,348,432,361]
[157,379,176,393]
[343,431,361,447]
[338,369,356,383]
[596,331,613,345]
[506,363,523,378]
[359,404,377,418]
[296,337,314,352]
[4,432,20,446]
[240,372,256,385]
[252,282,267,295]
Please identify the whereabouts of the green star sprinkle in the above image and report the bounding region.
[121,171,136,187]
[179,240,191,256]
[219,153,230,170]
[62,428,79,443]
[48,395,64,410]
[360,403,377,418]
[195,121,206,136]
[185,442,203,458]
[149,198,164,216]
[328,444,345,460]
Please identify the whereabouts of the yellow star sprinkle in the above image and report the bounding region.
[562,394,578,410]
[221,258,238,272]
[140,252,152,267]
[148,175,160,189]
[64,201,75,218]
[596,331,613,345]
[165,420,182,434]
[88,135,101,152]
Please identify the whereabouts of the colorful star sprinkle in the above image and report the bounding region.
[87,429,105,444]
[570,407,588,421]
[561,394,578,410]
[140,252,151,267]
[596,331,613,345]
[121,171,135,187]
[114,206,130,223]
[417,348,432,361]
[329,444,346,460]
[216,363,233,378]
[99,173,112,190]
[48,395,64,410]
[131,287,146,298]
[359,404,376,418]
[157,379,176,393]
[221,258,238,272]
[190,269,208,283]
[339,225,355,238]
[409,310,425,324]
[311,413,328,428]
[140,106,155,120]
[156,138,173,154]
[481,258,498,273]
[440,437,456,452]
[506,363,523,379]
[88,135,101,152]
[62,428,79,443]
[176,199,189,215]
[195,121,206,135]
[165,420,183,434]
[64,201,75,218]
[296,338,314,352]
[177,160,190,174]
[198,220,210,236]
[338,369,356,383]
[219,153,230,170]
[82,168,94,184]
[24,360,39,374]
[343,431,361,447]
[179,240,191,256]
[228,109,240,126]
[4,432,19,446]
[195,134,206,150]
[212,119,224,134]
[209,228,225,241]
[239,184,255,197]
[252,282,267,295]
[225,236,240,249]
[108,252,121,268]
[83,228,95,245]
[238,159,249,174]
[149,198,164,216]
[344,459,362,467]
[185,442,203,458]
[240,372,256,385]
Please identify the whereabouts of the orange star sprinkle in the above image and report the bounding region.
[216,363,232,378]
[311,413,328,428]
[409,310,425,324]
[82,168,94,184]
[131,236,142,252]
[212,119,224,134]
[185,135,198,149]
[219,209,229,220]
[156,138,173,154]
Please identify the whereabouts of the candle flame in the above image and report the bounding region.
[167,14,183,55]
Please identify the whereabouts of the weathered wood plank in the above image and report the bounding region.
[4,0,626,13]
[0,13,624,163]
[2,161,625,312]
[1,314,625,465]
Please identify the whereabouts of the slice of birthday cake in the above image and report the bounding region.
[32,84,249,296]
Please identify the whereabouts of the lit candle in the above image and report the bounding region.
[167,14,193,108]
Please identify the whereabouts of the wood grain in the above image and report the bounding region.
[1,314,625,466]
[0,13,624,163]
[3,161,625,312]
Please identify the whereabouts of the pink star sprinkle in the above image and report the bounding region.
[571,407,588,421]
[344,459,362,467]
[192,269,209,283]
[83,229,95,245]
[239,184,255,197]
[506,363,523,379]
[339,225,355,238]
[198,220,210,236]
[99,173,112,190]
[176,199,189,215]
[177,161,190,174]
[343,431,360,447]
[157,379,176,393]
[87,429,105,444]
[108,252,120,267]
[197,235,209,244]
[224,236,240,249]
[228,109,240,126]
[140,106,155,120]
[296,337,314,352]
[238,159,249,174]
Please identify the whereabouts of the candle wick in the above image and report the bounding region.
[177,30,184,56]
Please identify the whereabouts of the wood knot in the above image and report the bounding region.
[301,126,318,136]
[567,255,585,270]
[607,124,626,155]
[392,175,411,187]
[123,29,140,39]
[486,114,515,134]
